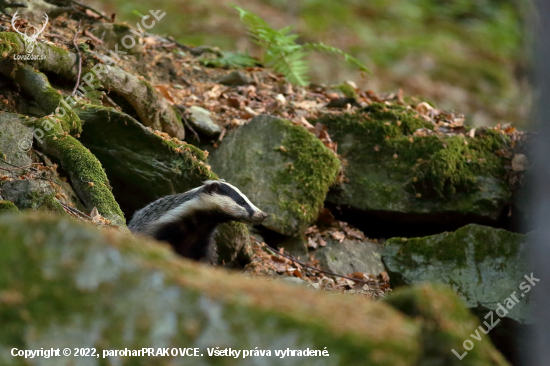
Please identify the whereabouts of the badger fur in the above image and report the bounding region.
[128,180,267,264]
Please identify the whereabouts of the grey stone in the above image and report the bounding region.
[315,239,385,276]
[278,276,312,287]
[187,106,222,137]
[0,179,54,210]
[218,71,253,86]
[0,113,33,171]
[382,224,532,324]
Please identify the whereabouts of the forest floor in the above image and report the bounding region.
[93,0,532,128]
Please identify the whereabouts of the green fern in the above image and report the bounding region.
[303,42,369,72]
[232,5,370,86]
[201,51,259,69]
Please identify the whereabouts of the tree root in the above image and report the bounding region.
[0,61,82,134]
[2,112,126,226]
[0,32,185,139]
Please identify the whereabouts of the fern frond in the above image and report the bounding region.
[304,42,371,74]
[232,6,272,47]
[231,4,310,86]
[200,51,259,69]
[266,48,309,86]
[231,5,370,85]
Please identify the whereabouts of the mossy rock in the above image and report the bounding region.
[0,212,423,365]
[0,179,62,213]
[0,200,18,213]
[208,115,341,236]
[382,224,531,324]
[317,104,512,223]
[385,283,510,366]
[77,106,215,215]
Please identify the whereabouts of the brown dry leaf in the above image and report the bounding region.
[272,261,288,273]
[85,9,103,19]
[415,102,433,116]
[154,85,175,104]
[304,225,319,235]
[330,231,345,242]
[505,126,517,134]
[143,37,159,46]
[307,236,318,249]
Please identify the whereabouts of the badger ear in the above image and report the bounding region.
[203,180,220,194]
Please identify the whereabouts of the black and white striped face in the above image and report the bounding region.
[200,180,267,224]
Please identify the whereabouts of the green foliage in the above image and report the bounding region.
[303,42,367,73]
[201,51,259,68]
[232,5,369,86]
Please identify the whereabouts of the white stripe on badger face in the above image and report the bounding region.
[142,181,265,235]
[201,193,249,219]
[220,181,262,214]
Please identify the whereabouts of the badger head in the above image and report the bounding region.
[200,180,267,224]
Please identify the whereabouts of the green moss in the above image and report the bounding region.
[319,104,509,198]
[0,32,23,56]
[385,283,508,365]
[0,200,18,213]
[334,83,358,98]
[113,23,132,34]
[24,192,66,215]
[386,224,523,268]
[40,195,66,215]
[2,62,83,135]
[391,130,507,197]
[161,137,216,179]
[0,212,422,365]
[274,120,340,231]
[24,116,125,225]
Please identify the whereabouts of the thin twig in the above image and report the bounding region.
[181,113,200,141]
[102,93,121,110]
[0,163,35,172]
[218,128,226,143]
[263,243,385,287]
[71,21,82,96]
[175,105,200,141]
[56,198,92,220]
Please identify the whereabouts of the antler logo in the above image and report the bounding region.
[11,11,48,54]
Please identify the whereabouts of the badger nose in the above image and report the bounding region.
[259,212,268,221]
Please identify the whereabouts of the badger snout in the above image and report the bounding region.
[252,210,268,223]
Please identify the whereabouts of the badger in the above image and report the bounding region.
[128,180,267,264]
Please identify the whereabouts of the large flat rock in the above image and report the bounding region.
[0,212,423,365]
[316,105,514,234]
[382,224,532,324]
